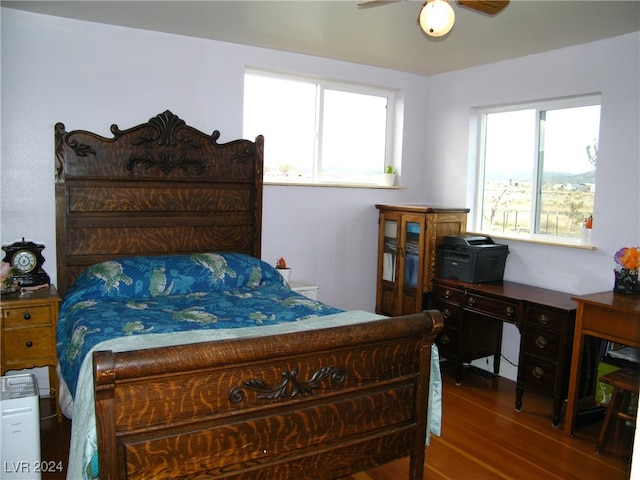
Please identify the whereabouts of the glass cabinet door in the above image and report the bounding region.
[403,221,421,289]
[398,215,425,315]
[382,220,398,283]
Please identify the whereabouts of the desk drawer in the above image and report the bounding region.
[434,301,463,330]
[465,293,518,323]
[526,305,565,332]
[434,284,464,304]
[522,326,560,359]
[519,353,559,394]
[437,327,459,356]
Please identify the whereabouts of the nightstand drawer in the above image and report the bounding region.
[2,304,53,327]
[3,327,54,364]
[290,281,319,300]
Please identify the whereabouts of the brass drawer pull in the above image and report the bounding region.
[444,289,452,299]
[538,314,549,325]
[467,296,475,306]
[442,308,451,319]
[440,333,450,345]
[25,341,33,348]
[535,336,548,349]
[532,366,544,379]
[505,306,515,317]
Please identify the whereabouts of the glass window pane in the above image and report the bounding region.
[244,74,317,182]
[243,71,393,186]
[321,89,388,183]
[480,109,536,235]
[537,105,600,237]
[477,98,600,244]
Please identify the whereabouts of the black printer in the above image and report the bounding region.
[437,235,509,283]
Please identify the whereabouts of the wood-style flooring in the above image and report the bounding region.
[39,363,633,479]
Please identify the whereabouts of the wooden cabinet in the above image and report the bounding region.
[1,285,61,421]
[375,205,468,316]
[433,278,576,427]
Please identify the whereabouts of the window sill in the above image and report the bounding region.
[467,231,597,250]
[265,181,406,190]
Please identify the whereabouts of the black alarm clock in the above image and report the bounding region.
[2,238,51,287]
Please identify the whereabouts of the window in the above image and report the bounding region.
[475,95,600,243]
[243,70,394,185]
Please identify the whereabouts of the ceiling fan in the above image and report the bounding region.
[358,0,510,37]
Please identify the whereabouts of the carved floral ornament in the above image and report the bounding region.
[125,110,205,174]
[55,110,258,177]
[228,365,346,403]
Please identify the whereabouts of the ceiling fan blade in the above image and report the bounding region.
[456,0,510,15]
[358,0,401,9]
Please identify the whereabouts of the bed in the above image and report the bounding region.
[54,110,444,480]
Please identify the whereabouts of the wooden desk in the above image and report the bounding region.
[565,291,640,436]
[433,278,576,426]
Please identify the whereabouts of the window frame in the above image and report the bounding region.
[473,94,601,245]
[244,68,397,187]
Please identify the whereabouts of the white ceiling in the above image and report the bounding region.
[3,0,639,76]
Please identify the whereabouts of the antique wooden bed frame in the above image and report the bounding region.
[55,111,443,480]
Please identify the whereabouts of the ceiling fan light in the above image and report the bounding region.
[419,0,455,37]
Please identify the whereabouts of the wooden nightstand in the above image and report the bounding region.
[289,280,319,300]
[1,285,61,421]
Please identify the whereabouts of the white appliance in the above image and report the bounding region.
[1,374,41,480]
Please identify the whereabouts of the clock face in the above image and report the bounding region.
[12,249,38,273]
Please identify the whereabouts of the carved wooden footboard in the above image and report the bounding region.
[93,310,443,480]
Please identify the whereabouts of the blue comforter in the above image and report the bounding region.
[57,252,343,398]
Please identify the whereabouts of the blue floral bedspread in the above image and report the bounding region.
[57,252,343,398]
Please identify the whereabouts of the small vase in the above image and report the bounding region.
[383,173,396,186]
[277,268,291,283]
[613,268,640,295]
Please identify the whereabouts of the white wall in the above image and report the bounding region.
[6,11,636,313]
[1,8,429,312]
[2,6,639,475]
[2,10,638,349]
[425,32,640,295]
[425,36,639,473]
[2,9,638,345]
[424,32,640,382]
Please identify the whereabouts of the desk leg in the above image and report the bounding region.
[564,305,585,436]
[493,327,503,375]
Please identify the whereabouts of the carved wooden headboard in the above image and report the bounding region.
[55,110,264,295]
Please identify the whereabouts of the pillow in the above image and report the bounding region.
[63,253,286,302]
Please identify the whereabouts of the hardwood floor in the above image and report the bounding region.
[39,363,633,479]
